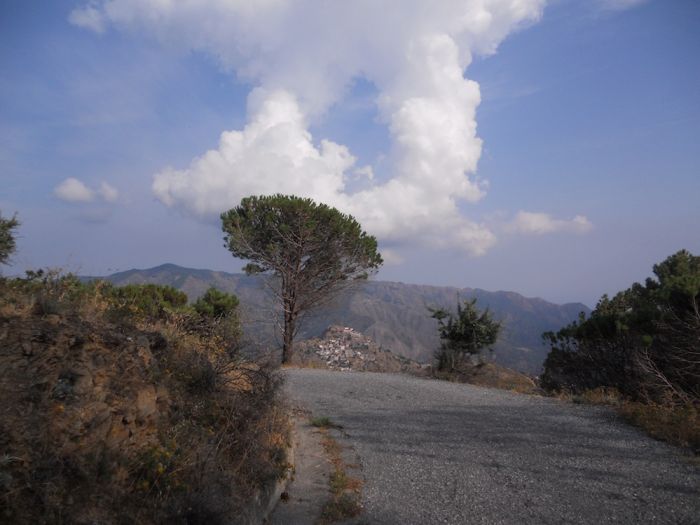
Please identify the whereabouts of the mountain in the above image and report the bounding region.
[99,263,590,374]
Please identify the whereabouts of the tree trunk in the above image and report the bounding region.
[282,311,296,364]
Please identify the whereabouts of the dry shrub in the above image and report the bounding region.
[433,361,538,395]
[0,274,289,524]
[578,386,623,405]
[619,401,700,453]
[548,386,699,455]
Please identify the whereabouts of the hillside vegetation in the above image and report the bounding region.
[0,272,288,524]
[541,250,700,452]
[100,264,588,374]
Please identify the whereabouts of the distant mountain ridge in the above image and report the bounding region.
[98,263,590,374]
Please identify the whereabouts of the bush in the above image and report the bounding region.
[108,283,189,320]
[540,250,700,453]
[431,298,501,372]
[541,250,700,406]
[194,287,239,319]
[4,269,86,316]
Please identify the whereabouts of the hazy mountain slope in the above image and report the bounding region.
[101,264,589,374]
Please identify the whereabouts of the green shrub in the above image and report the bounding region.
[193,287,239,319]
[12,269,86,315]
[541,249,700,405]
[430,298,501,372]
[108,283,189,320]
[310,416,333,428]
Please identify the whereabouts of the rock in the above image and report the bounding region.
[72,369,94,396]
[20,341,33,356]
[137,345,153,367]
[136,386,157,420]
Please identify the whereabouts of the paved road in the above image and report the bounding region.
[283,369,700,525]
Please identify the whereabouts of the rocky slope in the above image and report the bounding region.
[291,325,426,374]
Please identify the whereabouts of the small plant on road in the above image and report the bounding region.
[310,416,343,429]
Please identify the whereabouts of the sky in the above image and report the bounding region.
[1,0,698,307]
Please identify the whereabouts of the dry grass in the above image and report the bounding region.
[619,401,700,453]
[0,275,290,524]
[434,362,539,395]
[316,426,362,524]
[550,386,700,455]
[551,386,625,406]
[287,356,330,370]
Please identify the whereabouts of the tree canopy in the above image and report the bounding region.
[541,249,700,404]
[0,211,19,266]
[221,194,382,363]
[194,287,240,319]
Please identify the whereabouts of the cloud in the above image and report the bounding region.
[68,4,106,34]
[54,178,119,204]
[98,182,119,202]
[153,88,354,216]
[380,249,405,266]
[353,166,374,181]
[507,211,593,235]
[54,177,94,202]
[73,0,554,256]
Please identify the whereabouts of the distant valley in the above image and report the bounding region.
[98,263,590,374]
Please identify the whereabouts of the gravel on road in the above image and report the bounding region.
[283,368,700,525]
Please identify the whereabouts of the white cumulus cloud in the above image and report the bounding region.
[54,178,119,204]
[54,177,95,202]
[507,211,593,235]
[153,89,354,217]
[72,0,591,256]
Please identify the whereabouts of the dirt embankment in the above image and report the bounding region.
[0,280,288,524]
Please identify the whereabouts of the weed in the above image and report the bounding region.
[317,428,362,524]
[320,493,362,523]
[310,416,333,428]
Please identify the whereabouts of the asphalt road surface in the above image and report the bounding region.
[283,369,700,525]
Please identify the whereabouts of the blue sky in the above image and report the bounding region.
[1,0,698,307]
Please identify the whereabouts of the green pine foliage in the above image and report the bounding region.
[193,287,239,319]
[431,298,501,372]
[541,249,700,405]
[221,194,382,363]
[109,283,188,320]
[0,211,19,266]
